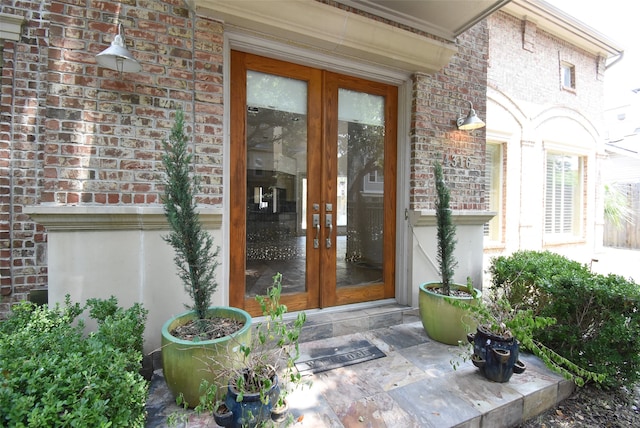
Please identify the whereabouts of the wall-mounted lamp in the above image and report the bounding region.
[95,23,141,74]
[457,101,485,130]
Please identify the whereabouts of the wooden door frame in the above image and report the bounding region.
[322,72,397,307]
[230,51,322,314]
[230,51,396,315]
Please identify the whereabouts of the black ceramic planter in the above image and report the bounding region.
[467,325,526,383]
[213,404,233,427]
[270,400,289,423]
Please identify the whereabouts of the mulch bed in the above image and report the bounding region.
[518,384,640,427]
[171,317,245,341]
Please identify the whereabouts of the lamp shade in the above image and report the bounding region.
[95,26,141,74]
[457,102,485,130]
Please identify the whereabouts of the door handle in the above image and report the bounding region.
[325,214,332,249]
[312,214,320,249]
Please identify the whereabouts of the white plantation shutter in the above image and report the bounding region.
[545,153,581,236]
[484,143,502,241]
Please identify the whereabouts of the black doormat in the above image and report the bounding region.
[295,340,386,375]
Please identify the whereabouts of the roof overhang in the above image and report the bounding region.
[503,0,623,59]
[189,0,507,74]
[606,136,640,158]
[336,0,513,41]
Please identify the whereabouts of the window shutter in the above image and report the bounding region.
[484,145,495,236]
[545,153,580,236]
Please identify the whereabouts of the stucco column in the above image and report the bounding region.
[518,139,543,250]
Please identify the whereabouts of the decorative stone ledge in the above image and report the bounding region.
[24,205,223,231]
[0,13,24,41]
[410,209,496,227]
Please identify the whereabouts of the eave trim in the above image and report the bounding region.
[194,0,457,74]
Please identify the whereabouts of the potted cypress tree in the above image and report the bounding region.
[160,108,252,407]
[418,160,481,345]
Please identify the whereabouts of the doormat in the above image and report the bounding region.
[295,340,386,375]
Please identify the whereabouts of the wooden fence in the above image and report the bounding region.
[604,183,640,249]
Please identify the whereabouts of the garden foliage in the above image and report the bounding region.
[0,296,149,427]
[489,250,640,388]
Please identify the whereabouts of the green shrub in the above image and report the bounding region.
[489,251,640,388]
[86,296,147,358]
[0,296,149,427]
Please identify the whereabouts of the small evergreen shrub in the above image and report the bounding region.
[0,296,149,427]
[433,160,458,296]
[489,250,640,388]
[162,108,219,323]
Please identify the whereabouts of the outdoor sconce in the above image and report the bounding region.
[457,101,485,130]
[95,23,141,74]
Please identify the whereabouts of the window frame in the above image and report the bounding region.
[543,150,584,242]
[484,141,504,245]
[560,61,576,92]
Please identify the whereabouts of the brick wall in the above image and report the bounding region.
[484,10,608,258]
[45,0,223,206]
[0,0,50,315]
[410,21,488,211]
[488,11,604,123]
[0,0,225,316]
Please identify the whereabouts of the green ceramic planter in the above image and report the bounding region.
[161,306,252,407]
[418,282,481,345]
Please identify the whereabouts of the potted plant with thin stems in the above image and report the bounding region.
[160,108,252,407]
[450,281,604,385]
[183,273,308,428]
[418,160,481,345]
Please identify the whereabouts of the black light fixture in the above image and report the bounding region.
[457,101,485,130]
[96,23,141,74]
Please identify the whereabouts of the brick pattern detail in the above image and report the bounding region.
[44,0,223,206]
[410,21,488,211]
[0,0,51,316]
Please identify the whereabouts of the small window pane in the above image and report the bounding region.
[561,63,575,89]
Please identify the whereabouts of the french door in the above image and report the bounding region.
[230,51,397,314]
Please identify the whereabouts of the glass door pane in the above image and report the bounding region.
[336,88,385,288]
[245,71,308,297]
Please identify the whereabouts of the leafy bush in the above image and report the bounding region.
[489,251,640,388]
[86,296,147,359]
[0,296,149,427]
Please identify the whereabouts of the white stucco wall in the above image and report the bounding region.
[25,206,225,354]
[409,210,494,307]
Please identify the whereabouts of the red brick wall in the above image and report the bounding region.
[411,21,488,211]
[0,0,50,314]
[44,0,223,206]
[0,0,225,315]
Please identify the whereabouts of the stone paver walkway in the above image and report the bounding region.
[146,309,573,428]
